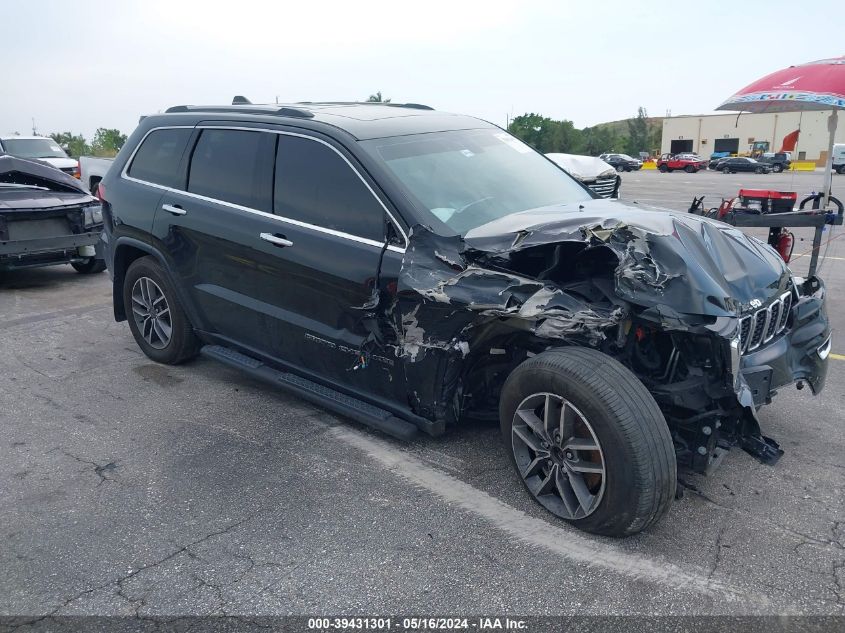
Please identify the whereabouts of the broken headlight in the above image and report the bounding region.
[83,204,103,228]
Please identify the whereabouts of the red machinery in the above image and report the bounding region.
[737,190,798,263]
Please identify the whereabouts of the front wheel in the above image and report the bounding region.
[71,257,106,274]
[500,347,676,537]
[772,164,783,173]
[658,165,668,173]
[616,165,625,173]
[755,167,764,174]
[837,165,845,175]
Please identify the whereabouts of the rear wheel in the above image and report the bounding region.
[772,163,784,173]
[755,167,764,174]
[71,257,106,274]
[500,347,676,537]
[123,256,200,364]
[684,165,695,173]
[838,165,845,175]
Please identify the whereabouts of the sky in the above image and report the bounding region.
[1,0,841,141]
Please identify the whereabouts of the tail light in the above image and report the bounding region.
[95,183,105,201]
[73,161,81,179]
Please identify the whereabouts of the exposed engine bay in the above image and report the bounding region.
[369,199,830,475]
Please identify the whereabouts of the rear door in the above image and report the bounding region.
[152,125,407,401]
[115,127,194,233]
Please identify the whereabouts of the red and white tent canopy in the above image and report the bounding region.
[716,56,845,207]
[717,56,845,113]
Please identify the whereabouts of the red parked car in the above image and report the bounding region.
[657,153,708,173]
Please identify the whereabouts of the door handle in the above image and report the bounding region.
[162,203,187,216]
[260,232,293,247]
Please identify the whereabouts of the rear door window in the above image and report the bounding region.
[187,129,274,211]
[274,135,385,242]
[127,128,192,188]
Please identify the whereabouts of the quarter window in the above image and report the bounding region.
[274,135,385,242]
[127,129,192,188]
[188,129,274,211]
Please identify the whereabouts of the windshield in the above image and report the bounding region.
[1,138,68,159]
[361,129,591,235]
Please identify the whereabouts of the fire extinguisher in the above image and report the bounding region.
[774,229,795,263]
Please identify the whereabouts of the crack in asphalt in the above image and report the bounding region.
[708,521,730,581]
[52,449,118,486]
[6,512,267,629]
[681,478,844,556]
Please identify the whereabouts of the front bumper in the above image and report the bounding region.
[738,279,829,406]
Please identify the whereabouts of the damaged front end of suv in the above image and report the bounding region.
[389,199,829,476]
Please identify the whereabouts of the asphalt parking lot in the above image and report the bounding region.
[2,170,844,618]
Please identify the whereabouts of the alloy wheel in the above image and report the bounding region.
[131,276,172,350]
[511,392,606,520]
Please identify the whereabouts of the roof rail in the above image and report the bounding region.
[296,101,434,111]
[163,104,314,118]
[382,102,434,110]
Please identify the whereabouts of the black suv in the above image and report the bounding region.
[758,152,792,173]
[598,153,643,172]
[102,101,830,537]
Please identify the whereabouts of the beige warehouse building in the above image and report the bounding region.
[661,111,844,164]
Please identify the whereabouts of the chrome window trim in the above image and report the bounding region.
[120,124,408,253]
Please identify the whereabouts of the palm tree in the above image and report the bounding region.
[366,91,391,103]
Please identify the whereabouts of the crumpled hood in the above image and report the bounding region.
[464,198,790,318]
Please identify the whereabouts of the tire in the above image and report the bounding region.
[684,165,695,173]
[71,257,106,274]
[658,165,668,173]
[772,164,783,173]
[616,165,625,173]
[837,165,845,175]
[500,347,676,537]
[755,167,763,174]
[123,256,200,364]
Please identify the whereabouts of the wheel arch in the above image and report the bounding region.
[111,237,201,330]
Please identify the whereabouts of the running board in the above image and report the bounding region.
[201,345,419,440]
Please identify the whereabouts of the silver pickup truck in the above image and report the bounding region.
[78,156,115,194]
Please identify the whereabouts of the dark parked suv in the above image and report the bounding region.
[101,100,830,537]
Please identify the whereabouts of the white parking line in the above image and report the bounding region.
[330,426,768,605]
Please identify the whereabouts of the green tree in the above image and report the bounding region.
[49,132,90,158]
[507,113,559,153]
[91,128,128,157]
[625,107,650,157]
[580,125,622,156]
[366,91,391,103]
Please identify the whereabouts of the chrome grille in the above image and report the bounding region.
[778,293,792,330]
[739,291,792,353]
[586,176,619,199]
